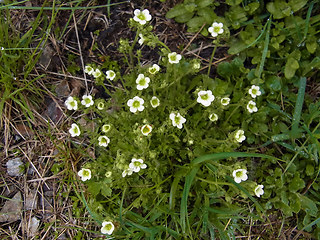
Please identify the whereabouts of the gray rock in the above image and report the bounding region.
[6,158,24,177]
[0,192,22,222]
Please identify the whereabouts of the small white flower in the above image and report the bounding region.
[170,112,186,129]
[122,168,133,177]
[141,124,152,136]
[247,100,258,113]
[105,171,112,178]
[221,97,230,106]
[81,95,94,107]
[150,96,160,108]
[133,9,152,25]
[197,90,215,107]
[102,124,111,133]
[232,169,248,183]
[106,70,116,80]
[254,185,264,197]
[136,74,150,90]
[127,96,145,113]
[129,158,147,173]
[193,62,200,70]
[208,22,224,37]
[101,221,115,235]
[93,69,102,78]
[69,123,81,137]
[168,52,182,64]
[97,101,105,110]
[138,34,146,45]
[209,113,218,122]
[248,85,261,98]
[65,96,78,110]
[78,168,91,181]
[84,65,94,75]
[148,64,160,74]
[234,129,246,143]
[98,136,110,147]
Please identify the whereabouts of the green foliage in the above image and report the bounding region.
[65,1,320,238]
[66,14,278,239]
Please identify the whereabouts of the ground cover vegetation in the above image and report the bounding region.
[1,0,320,239]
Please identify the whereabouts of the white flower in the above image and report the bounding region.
[136,74,150,90]
[208,22,224,37]
[221,97,230,106]
[248,85,261,98]
[133,9,152,25]
[197,90,215,107]
[122,168,133,177]
[150,96,160,108]
[138,34,146,45]
[168,52,182,64]
[84,65,94,75]
[170,112,186,129]
[247,100,258,113]
[127,96,145,113]
[81,95,94,107]
[106,70,116,80]
[148,64,160,74]
[69,123,81,137]
[254,185,264,197]
[93,69,102,78]
[78,168,91,181]
[209,113,218,122]
[193,62,200,70]
[129,158,147,173]
[102,124,111,133]
[101,221,115,235]
[235,129,246,143]
[141,124,152,136]
[98,136,110,147]
[65,96,78,110]
[97,101,105,110]
[232,169,248,183]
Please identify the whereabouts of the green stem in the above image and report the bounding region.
[225,104,241,124]
[207,44,218,76]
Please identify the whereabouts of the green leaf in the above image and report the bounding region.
[267,1,291,19]
[226,0,243,6]
[187,16,206,29]
[175,12,194,23]
[306,164,314,176]
[284,58,299,79]
[288,175,305,192]
[306,38,318,54]
[299,194,318,217]
[266,76,282,91]
[165,4,188,19]
[195,0,214,8]
[288,0,308,12]
[197,7,216,23]
[289,193,301,213]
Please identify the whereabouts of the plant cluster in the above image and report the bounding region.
[63,1,320,239]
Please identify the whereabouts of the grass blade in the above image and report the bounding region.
[255,16,271,79]
[291,77,307,138]
[192,152,277,166]
[180,166,199,234]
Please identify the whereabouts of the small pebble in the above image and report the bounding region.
[6,158,24,177]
